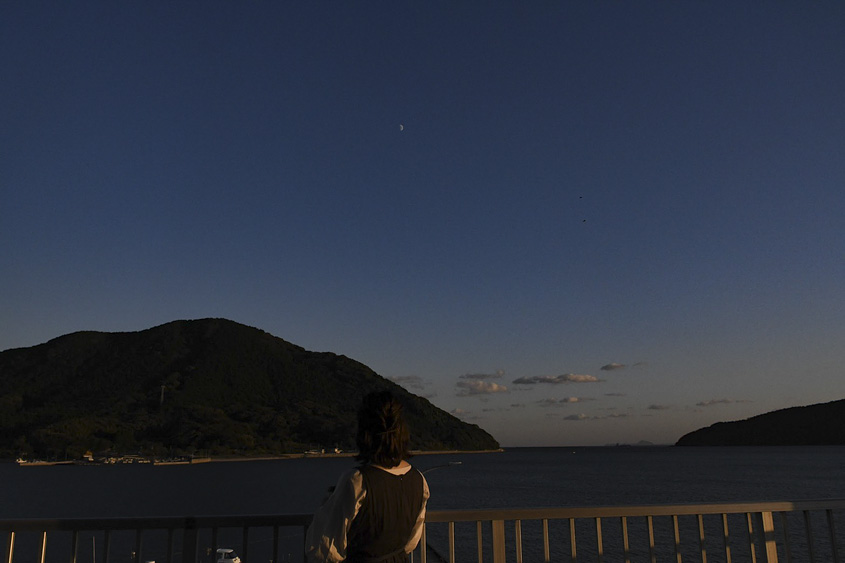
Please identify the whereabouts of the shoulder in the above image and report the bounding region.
[332,467,366,497]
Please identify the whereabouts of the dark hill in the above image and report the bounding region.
[676,398,845,446]
[0,319,499,458]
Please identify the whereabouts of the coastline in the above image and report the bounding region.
[10,448,505,466]
[170,448,505,464]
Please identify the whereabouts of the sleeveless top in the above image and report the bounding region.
[346,465,426,563]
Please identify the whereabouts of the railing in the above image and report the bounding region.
[2,500,843,563]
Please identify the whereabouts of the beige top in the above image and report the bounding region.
[305,462,430,563]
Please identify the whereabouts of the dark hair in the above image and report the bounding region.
[355,391,410,467]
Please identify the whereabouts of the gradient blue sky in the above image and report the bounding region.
[3,2,844,446]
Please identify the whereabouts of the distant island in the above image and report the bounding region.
[676,398,845,446]
[0,318,499,460]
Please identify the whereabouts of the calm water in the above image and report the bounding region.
[2,447,844,562]
[3,446,845,518]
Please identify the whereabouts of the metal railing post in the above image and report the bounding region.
[182,518,198,563]
[827,509,840,563]
[491,520,505,563]
[39,532,47,563]
[4,531,14,563]
[761,511,779,563]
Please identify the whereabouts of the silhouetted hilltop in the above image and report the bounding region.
[676,399,845,446]
[0,319,499,458]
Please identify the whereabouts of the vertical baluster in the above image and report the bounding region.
[542,519,549,563]
[514,520,522,563]
[672,515,681,563]
[39,531,47,563]
[272,526,279,563]
[241,527,250,563]
[210,528,218,563]
[760,512,779,563]
[746,513,757,563]
[182,518,198,563]
[827,509,839,563]
[803,511,816,563]
[166,529,174,563]
[447,522,455,563]
[647,515,656,563]
[4,530,14,563]
[697,514,707,563]
[103,530,111,563]
[620,516,630,563]
[135,530,143,563]
[71,531,79,563]
[595,517,603,563]
[569,518,577,563]
[419,523,426,563]
[721,513,732,563]
[778,512,792,563]
[477,521,483,563]
[491,520,505,563]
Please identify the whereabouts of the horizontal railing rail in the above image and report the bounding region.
[2,499,843,563]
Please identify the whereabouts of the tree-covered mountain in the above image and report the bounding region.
[0,319,499,458]
[676,398,845,446]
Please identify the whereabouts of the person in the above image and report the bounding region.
[305,391,430,563]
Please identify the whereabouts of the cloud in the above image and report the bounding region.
[648,404,671,410]
[538,397,591,407]
[512,374,600,385]
[456,379,508,396]
[632,362,648,369]
[696,398,753,407]
[451,408,468,416]
[388,375,425,390]
[604,392,627,397]
[460,370,505,380]
[561,412,633,421]
[600,363,626,371]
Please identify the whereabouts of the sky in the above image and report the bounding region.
[2,2,845,447]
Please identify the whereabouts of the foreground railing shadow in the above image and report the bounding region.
[2,499,843,563]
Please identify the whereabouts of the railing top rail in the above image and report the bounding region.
[425,498,845,523]
[2,498,844,531]
[0,514,314,532]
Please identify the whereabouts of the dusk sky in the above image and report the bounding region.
[3,2,844,446]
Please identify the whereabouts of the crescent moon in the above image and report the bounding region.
[399,124,404,131]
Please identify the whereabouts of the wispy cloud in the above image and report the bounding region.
[538,397,591,407]
[388,375,426,390]
[562,412,632,421]
[460,370,505,380]
[600,363,626,371]
[513,374,600,384]
[456,379,508,396]
[648,404,671,410]
[604,392,627,397]
[696,398,753,407]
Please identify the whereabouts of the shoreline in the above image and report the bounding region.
[9,448,505,466]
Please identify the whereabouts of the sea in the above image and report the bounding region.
[2,446,844,562]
